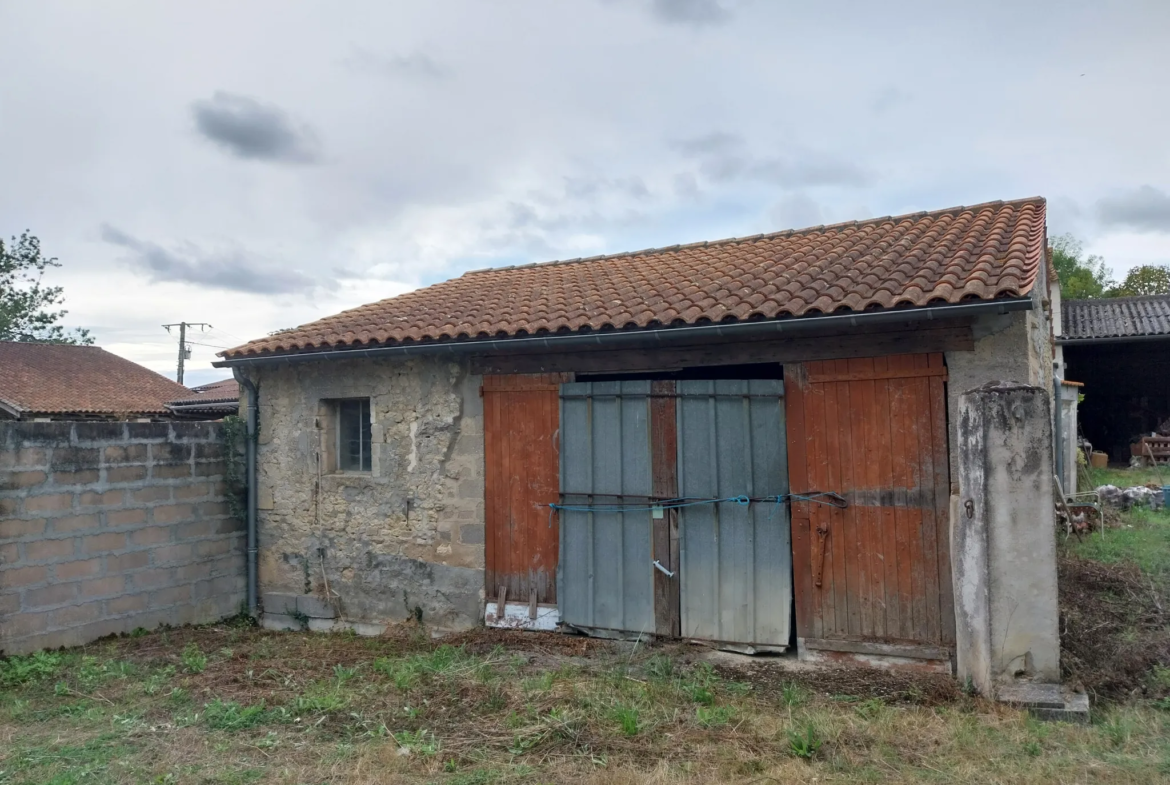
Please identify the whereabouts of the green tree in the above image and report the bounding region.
[1051,234,1113,299]
[1107,264,1170,297]
[0,231,93,344]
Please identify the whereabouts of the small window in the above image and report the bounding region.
[337,399,372,472]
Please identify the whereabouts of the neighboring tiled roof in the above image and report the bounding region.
[223,197,1047,359]
[1060,294,1170,341]
[0,342,192,417]
[167,378,240,407]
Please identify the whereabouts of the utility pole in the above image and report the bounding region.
[163,322,211,385]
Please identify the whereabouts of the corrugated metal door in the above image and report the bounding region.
[676,380,791,650]
[558,381,656,636]
[786,354,955,660]
[483,374,565,605]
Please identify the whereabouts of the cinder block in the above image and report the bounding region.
[125,422,170,441]
[52,469,99,486]
[2,564,47,588]
[176,520,212,540]
[4,612,48,637]
[152,543,194,564]
[55,557,103,581]
[73,422,126,442]
[25,582,78,608]
[214,516,245,534]
[78,489,124,507]
[50,446,100,471]
[106,466,148,483]
[24,492,75,514]
[149,442,191,464]
[200,501,232,518]
[297,594,337,619]
[196,538,232,557]
[25,538,76,562]
[149,584,192,608]
[0,518,44,539]
[80,575,125,597]
[51,513,101,534]
[131,567,172,590]
[132,486,171,504]
[0,541,19,565]
[176,561,214,581]
[171,422,215,441]
[49,600,104,627]
[152,503,195,524]
[152,464,192,480]
[261,592,298,615]
[0,592,19,615]
[82,531,126,553]
[104,444,148,464]
[0,497,20,517]
[107,593,149,614]
[107,550,150,572]
[129,526,172,546]
[174,482,212,500]
[193,462,225,477]
[261,612,304,631]
[9,448,48,469]
[105,508,147,527]
[194,443,223,461]
[7,470,47,488]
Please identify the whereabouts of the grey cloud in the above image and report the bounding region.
[1097,186,1170,233]
[871,87,910,115]
[563,174,650,201]
[344,47,452,80]
[674,131,869,188]
[191,92,321,163]
[100,224,323,295]
[651,0,731,25]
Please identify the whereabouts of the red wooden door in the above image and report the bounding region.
[483,374,565,604]
[786,354,954,659]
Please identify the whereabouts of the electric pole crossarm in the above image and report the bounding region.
[163,322,212,385]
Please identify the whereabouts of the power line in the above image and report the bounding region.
[162,322,211,385]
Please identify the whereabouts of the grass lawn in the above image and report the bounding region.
[1,499,1168,784]
[2,623,1169,784]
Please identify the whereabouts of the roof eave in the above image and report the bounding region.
[1057,333,1170,346]
[216,297,1034,368]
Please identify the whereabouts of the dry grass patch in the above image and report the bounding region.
[2,621,1169,783]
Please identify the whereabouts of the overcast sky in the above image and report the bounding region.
[2,0,1168,386]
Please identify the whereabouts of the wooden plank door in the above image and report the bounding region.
[483,374,565,605]
[786,354,954,659]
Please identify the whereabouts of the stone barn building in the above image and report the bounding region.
[217,197,1063,691]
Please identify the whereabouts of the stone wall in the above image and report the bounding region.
[245,356,484,632]
[0,422,245,654]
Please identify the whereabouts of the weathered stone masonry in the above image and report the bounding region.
[0,421,245,654]
[247,356,485,632]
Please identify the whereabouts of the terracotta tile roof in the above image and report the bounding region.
[224,197,1046,359]
[167,378,240,407]
[1060,294,1170,341]
[0,342,192,418]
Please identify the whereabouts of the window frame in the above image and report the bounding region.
[335,398,372,473]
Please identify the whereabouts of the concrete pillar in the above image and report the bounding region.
[954,383,1060,695]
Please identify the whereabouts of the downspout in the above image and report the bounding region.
[232,368,259,616]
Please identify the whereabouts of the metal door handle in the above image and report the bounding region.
[652,560,675,578]
[812,523,829,588]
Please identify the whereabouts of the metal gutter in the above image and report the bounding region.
[231,368,259,617]
[1057,333,1170,346]
[164,401,239,412]
[214,298,1034,368]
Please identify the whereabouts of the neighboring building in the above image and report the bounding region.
[166,379,240,419]
[217,198,1059,679]
[0,342,191,421]
[1059,294,1170,463]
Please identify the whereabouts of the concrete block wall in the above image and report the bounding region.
[0,421,246,654]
